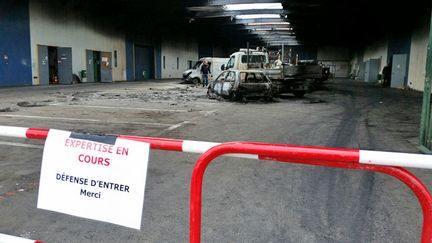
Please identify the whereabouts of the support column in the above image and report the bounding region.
[419,10,432,153]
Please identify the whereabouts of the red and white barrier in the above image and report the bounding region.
[0,233,43,243]
[0,125,431,169]
[0,125,431,243]
[188,142,432,243]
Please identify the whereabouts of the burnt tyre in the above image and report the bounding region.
[207,87,215,99]
[264,95,273,102]
[229,92,239,101]
[293,91,306,98]
[192,78,200,85]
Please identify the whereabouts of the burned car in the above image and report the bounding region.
[207,70,273,100]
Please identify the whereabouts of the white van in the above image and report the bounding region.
[222,49,269,71]
[182,57,229,84]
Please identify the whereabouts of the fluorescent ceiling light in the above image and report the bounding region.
[224,3,283,11]
[268,40,299,43]
[236,14,281,19]
[254,28,272,31]
[261,37,296,40]
[252,28,293,32]
[269,42,301,46]
[247,22,290,26]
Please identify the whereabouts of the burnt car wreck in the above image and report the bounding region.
[207,70,273,101]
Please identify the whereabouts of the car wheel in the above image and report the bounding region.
[207,87,214,99]
[265,96,273,102]
[191,78,200,85]
[229,92,237,101]
[293,91,305,98]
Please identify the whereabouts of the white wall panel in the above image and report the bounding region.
[29,0,126,84]
[161,38,198,79]
[317,47,350,78]
[317,46,350,61]
[363,39,388,74]
[408,19,429,91]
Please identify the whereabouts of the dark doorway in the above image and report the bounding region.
[86,50,101,82]
[48,46,58,84]
[93,51,101,82]
[134,45,155,80]
[38,45,72,85]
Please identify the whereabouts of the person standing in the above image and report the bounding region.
[382,64,391,87]
[201,60,211,87]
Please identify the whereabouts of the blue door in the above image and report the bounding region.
[134,45,154,80]
[391,54,407,88]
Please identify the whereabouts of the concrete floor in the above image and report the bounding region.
[0,79,430,242]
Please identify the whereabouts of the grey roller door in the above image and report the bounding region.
[391,54,407,88]
[58,47,72,85]
[38,45,49,85]
[101,51,112,82]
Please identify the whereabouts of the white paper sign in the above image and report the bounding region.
[37,129,150,229]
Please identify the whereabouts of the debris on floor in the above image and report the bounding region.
[17,101,47,107]
[0,107,18,112]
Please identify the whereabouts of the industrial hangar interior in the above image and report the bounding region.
[1,0,432,242]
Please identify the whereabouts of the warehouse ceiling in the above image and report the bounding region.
[46,0,430,48]
[183,0,431,47]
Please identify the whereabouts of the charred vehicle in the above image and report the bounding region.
[207,70,273,101]
[266,60,323,97]
[223,48,321,98]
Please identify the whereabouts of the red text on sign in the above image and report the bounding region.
[78,154,110,166]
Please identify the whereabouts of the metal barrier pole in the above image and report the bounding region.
[0,126,431,242]
[3,126,432,169]
[0,233,43,243]
[190,142,432,243]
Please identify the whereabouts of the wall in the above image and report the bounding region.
[362,39,388,74]
[320,61,350,78]
[29,0,126,84]
[350,49,364,77]
[317,46,351,78]
[387,33,412,86]
[349,39,388,81]
[198,43,212,59]
[213,45,228,57]
[161,37,198,79]
[408,16,430,91]
[0,1,32,86]
[285,45,317,61]
[317,46,350,61]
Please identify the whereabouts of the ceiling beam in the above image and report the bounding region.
[250,31,295,35]
[233,18,290,24]
[207,0,282,5]
[242,25,291,30]
[260,37,297,41]
[192,9,289,18]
